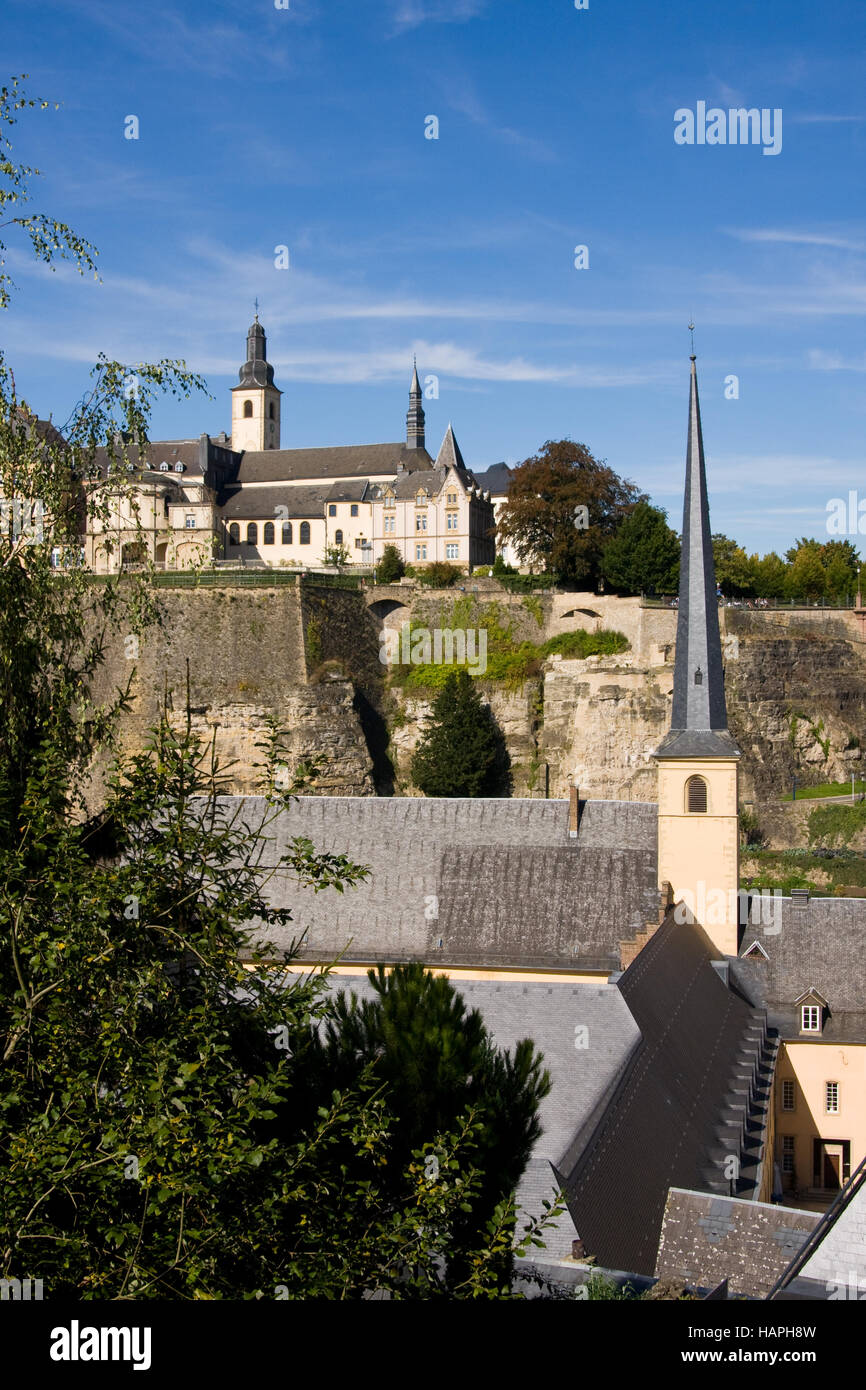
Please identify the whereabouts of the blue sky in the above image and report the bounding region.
[4,0,866,556]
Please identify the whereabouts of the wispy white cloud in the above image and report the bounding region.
[807,349,866,372]
[725,227,866,252]
[389,0,488,35]
[788,113,866,124]
[439,78,557,163]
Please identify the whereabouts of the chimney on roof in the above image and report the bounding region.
[568,784,581,838]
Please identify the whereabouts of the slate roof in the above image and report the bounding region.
[90,440,206,481]
[325,479,370,503]
[219,484,328,521]
[769,1156,866,1299]
[734,895,866,1041]
[655,1189,819,1298]
[309,970,641,1263]
[234,443,433,484]
[472,462,512,497]
[224,796,659,971]
[434,424,467,472]
[558,912,769,1276]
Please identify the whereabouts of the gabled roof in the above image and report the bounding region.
[235,443,433,485]
[735,896,866,1041]
[769,1156,866,1299]
[794,986,830,1008]
[325,479,370,504]
[219,484,328,521]
[558,912,768,1276]
[472,462,512,497]
[227,796,659,972]
[656,1189,819,1299]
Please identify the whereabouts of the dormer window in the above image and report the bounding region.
[159,461,170,472]
[415,491,427,506]
[446,492,457,505]
[174,462,184,473]
[796,989,828,1035]
[383,491,395,510]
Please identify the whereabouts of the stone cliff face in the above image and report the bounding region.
[86,583,866,811]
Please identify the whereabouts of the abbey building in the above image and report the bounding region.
[84,319,498,574]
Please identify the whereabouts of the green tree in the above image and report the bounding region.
[305,963,552,1285]
[375,542,405,583]
[411,669,511,797]
[496,440,643,587]
[600,500,680,595]
[786,547,826,601]
[0,80,561,1299]
[711,534,756,598]
[751,551,787,599]
[321,542,350,569]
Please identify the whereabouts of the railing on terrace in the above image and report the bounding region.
[641,594,860,610]
[83,565,375,590]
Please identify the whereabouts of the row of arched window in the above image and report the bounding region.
[228,521,310,546]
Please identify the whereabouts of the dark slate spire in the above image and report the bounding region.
[435,423,466,472]
[655,356,739,759]
[406,358,425,449]
[237,316,275,389]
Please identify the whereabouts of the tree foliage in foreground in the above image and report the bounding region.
[0,77,563,1298]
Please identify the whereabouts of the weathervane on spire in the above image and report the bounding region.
[688,319,696,356]
[254,297,259,321]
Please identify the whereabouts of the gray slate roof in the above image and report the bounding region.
[226,796,659,971]
[735,895,866,1040]
[558,912,768,1276]
[434,425,467,472]
[655,1189,819,1298]
[220,484,328,520]
[471,462,512,497]
[770,1158,866,1299]
[314,970,640,1262]
[235,443,433,484]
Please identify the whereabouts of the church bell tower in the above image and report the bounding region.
[654,354,741,956]
[231,315,282,451]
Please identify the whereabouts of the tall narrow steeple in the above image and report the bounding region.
[406,358,425,450]
[653,352,740,958]
[655,356,739,759]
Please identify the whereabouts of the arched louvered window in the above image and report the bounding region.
[228,523,239,545]
[263,521,275,545]
[300,521,310,545]
[246,522,258,545]
[686,775,708,814]
[243,400,253,418]
[282,522,292,545]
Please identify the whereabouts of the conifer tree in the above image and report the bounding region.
[410,669,511,797]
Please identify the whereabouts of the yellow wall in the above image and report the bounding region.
[656,756,740,955]
[774,1041,866,1198]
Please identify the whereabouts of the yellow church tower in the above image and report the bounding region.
[654,354,740,956]
[230,315,282,451]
